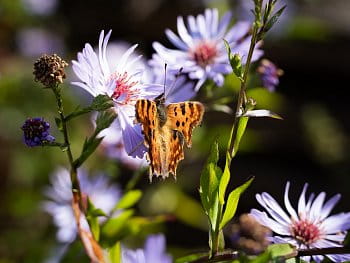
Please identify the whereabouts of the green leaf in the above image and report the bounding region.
[199,140,220,214]
[219,176,254,229]
[224,39,243,81]
[232,116,249,159]
[73,110,117,168]
[113,190,142,211]
[199,141,223,232]
[259,5,286,40]
[218,157,230,205]
[73,137,104,168]
[102,209,134,237]
[65,95,114,121]
[219,116,249,205]
[175,252,208,263]
[109,242,122,263]
[268,243,296,262]
[87,216,100,241]
[95,110,117,134]
[250,250,271,263]
[87,198,107,217]
[91,94,114,111]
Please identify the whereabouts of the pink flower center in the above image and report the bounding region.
[290,219,321,245]
[111,72,138,105]
[190,41,218,67]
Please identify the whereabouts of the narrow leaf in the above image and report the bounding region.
[113,190,142,211]
[73,137,104,168]
[264,6,286,34]
[65,95,114,121]
[224,39,243,80]
[268,243,296,260]
[95,110,117,134]
[102,209,134,237]
[219,176,254,229]
[109,242,122,263]
[218,156,230,205]
[87,198,107,217]
[199,141,220,214]
[87,216,100,241]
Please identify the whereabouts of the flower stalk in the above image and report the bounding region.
[51,85,81,194]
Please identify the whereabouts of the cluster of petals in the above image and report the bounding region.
[250,182,350,262]
[71,30,163,158]
[150,8,263,91]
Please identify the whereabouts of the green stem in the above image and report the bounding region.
[209,16,261,258]
[52,86,81,193]
[227,23,259,166]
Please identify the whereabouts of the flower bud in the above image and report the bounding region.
[21,117,55,147]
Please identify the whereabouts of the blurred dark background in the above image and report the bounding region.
[1,0,350,262]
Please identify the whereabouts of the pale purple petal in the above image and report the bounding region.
[284,182,298,220]
[298,183,309,216]
[320,194,341,220]
[322,213,350,233]
[250,209,290,235]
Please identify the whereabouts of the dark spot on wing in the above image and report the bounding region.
[182,121,185,126]
[176,120,180,127]
[181,104,186,115]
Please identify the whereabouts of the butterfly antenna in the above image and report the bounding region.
[163,63,167,95]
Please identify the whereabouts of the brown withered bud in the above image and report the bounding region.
[33,54,68,87]
[230,214,271,255]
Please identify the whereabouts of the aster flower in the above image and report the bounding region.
[257,59,283,92]
[71,30,163,158]
[42,167,120,243]
[150,8,263,91]
[122,234,172,263]
[21,117,55,147]
[250,182,350,262]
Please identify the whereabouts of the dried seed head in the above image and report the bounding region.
[33,54,68,87]
[230,214,271,255]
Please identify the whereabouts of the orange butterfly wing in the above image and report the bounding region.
[166,102,204,147]
[135,99,161,178]
[135,99,204,180]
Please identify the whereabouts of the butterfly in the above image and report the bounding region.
[135,93,204,181]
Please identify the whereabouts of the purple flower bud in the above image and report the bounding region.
[257,59,283,92]
[21,117,55,147]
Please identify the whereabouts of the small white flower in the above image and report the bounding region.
[72,30,163,158]
[250,182,350,262]
[42,167,120,243]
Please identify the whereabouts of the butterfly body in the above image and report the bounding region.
[135,95,204,180]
